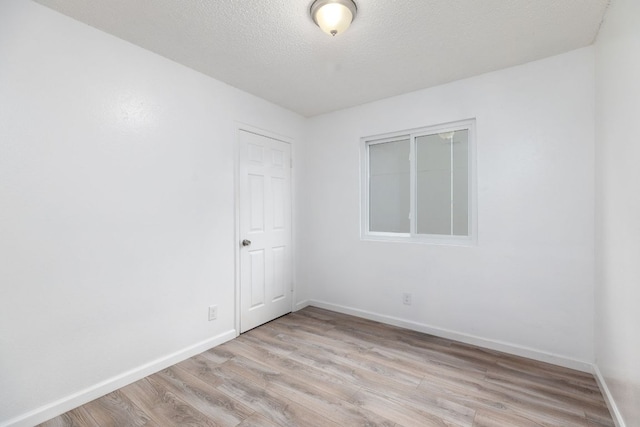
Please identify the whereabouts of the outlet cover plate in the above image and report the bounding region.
[402,293,412,305]
[208,305,218,321]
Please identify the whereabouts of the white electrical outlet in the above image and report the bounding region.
[208,305,218,321]
[402,293,412,305]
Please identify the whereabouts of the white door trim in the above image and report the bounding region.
[233,123,295,336]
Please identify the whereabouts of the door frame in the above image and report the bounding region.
[233,123,296,336]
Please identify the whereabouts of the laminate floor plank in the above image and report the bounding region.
[285,342,419,392]
[200,345,238,365]
[118,378,219,427]
[267,319,455,386]
[486,365,605,405]
[484,371,605,414]
[585,408,617,427]
[587,417,616,427]
[38,406,98,427]
[185,357,340,427]
[360,383,477,427]
[322,326,488,377]
[239,329,299,357]
[264,327,426,389]
[38,307,614,427]
[473,408,545,427]
[79,389,157,427]
[174,354,226,388]
[350,387,465,427]
[152,366,254,426]
[420,372,591,426]
[225,354,397,427]
[495,356,596,384]
[229,337,362,401]
[236,413,282,427]
[263,319,373,355]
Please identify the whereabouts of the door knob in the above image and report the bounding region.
[241,239,252,247]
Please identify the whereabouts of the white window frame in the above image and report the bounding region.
[360,119,477,246]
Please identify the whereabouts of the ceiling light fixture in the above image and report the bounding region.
[310,0,357,37]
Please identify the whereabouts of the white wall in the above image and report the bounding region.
[0,1,304,425]
[298,48,596,367]
[594,0,640,424]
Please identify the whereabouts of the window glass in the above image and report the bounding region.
[452,130,469,235]
[416,134,452,235]
[369,139,410,233]
[416,130,468,235]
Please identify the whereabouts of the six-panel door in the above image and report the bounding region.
[239,130,292,333]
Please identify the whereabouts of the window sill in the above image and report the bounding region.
[362,233,477,247]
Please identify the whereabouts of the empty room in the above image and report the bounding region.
[1,0,638,426]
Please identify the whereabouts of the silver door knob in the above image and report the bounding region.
[241,239,252,247]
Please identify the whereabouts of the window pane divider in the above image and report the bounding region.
[450,134,454,235]
[409,135,417,237]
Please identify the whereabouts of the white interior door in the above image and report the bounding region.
[239,130,292,333]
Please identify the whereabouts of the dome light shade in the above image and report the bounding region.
[311,0,357,37]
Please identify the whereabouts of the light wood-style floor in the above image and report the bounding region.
[40,307,614,427]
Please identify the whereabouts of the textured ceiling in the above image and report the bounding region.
[32,0,609,117]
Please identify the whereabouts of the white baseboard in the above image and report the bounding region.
[294,299,310,311]
[1,330,237,427]
[592,364,627,427]
[307,300,593,373]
